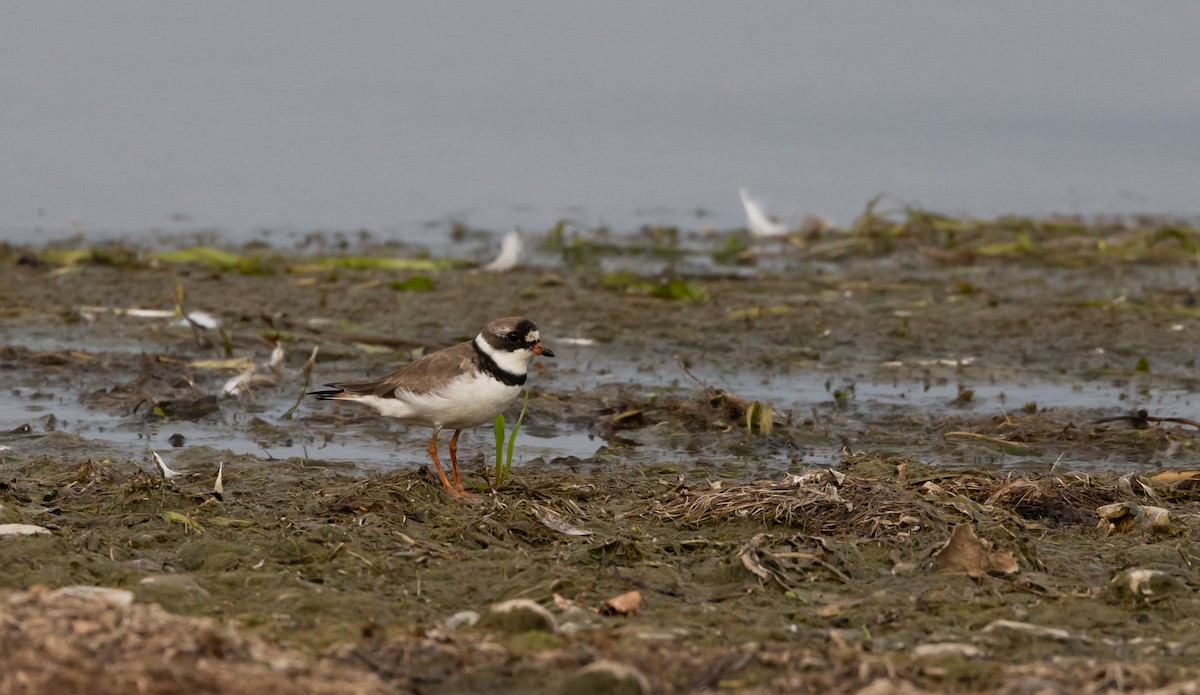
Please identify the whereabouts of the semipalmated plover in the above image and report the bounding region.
[310,317,553,499]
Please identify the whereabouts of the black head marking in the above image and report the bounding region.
[485,317,541,352]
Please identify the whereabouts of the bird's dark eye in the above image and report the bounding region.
[505,332,520,343]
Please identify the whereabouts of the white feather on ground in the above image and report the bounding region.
[483,230,522,272]
[151,451,183,480]
[178,310,221,330]
[738,187,791,238]
[214,461,224,497]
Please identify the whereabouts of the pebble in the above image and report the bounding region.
[482,599,556,634]
[559,660,651,695]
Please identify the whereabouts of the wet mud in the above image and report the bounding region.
[2,216,1200,693]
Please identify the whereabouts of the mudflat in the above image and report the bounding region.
[1,216,1199,694]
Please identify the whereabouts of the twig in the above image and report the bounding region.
[282,345,320,420]
[1094,409,1200,429]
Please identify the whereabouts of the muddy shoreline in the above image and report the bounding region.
[2,217,1200,693]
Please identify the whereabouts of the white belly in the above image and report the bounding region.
[349,374,521,430]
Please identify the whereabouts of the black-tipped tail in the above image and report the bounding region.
[308,385,347,400]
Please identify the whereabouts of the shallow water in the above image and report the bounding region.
[5,220,1200,480]
[2,350,1191,476]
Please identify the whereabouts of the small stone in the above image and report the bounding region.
[49,585,135,607]
[559,660,651,695]
[0,523,51,537]
[482,599,556,634]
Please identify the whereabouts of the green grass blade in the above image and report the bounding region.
[505,391,530,471]
[493,414,506,486]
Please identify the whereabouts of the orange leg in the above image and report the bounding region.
[447,430,478,500]
[448,429,464,491]
[425,427,459,497]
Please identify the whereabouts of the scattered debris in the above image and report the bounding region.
[222,342,285,400]
[1097,502,1170,534]
[1110,568,1184,602]
[653,474,848,527]
[739,533,850,591]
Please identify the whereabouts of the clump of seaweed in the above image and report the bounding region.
[646,452,1173,537]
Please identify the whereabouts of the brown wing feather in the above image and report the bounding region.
[330,341,476,398]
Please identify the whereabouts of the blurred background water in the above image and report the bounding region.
[3,2,1198,244]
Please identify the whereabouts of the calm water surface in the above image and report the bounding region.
[2,3,1199,244]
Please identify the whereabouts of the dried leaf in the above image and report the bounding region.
[934,524,1018,577]
[160,511,205,534]
[552,593,581,611]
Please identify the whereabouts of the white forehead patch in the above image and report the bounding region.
[526,330,540,343]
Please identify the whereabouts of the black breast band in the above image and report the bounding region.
[473,341,527,387]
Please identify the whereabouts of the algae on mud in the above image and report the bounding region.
[2,214,1200,693]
